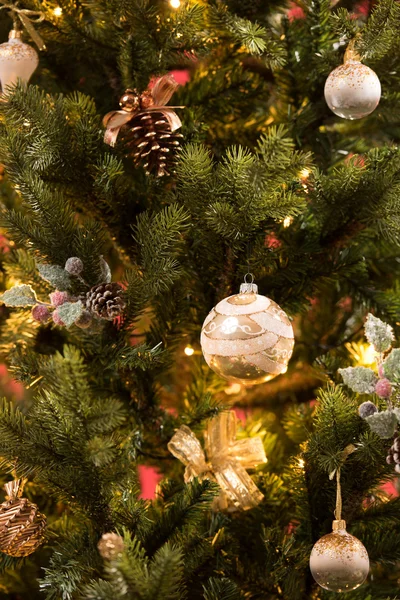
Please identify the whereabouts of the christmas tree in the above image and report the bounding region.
[0,0,400,597]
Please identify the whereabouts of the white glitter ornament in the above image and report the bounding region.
[310,519,369,593]
[324,44,381,120]
[0,29,39,92]
[200,276,294,386]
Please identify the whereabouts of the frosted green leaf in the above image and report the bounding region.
[365,313,394,353]
[0,284,37,306]
[338,366,377,394]
[393,407,400,424]
[57,301,83,328]
[100,257,111,283]
[37,263,72,291]
[382,348,400,382]
[365,410,397,439]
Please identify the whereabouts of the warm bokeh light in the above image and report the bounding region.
[53,6,63,16]
[184,345,194,356]
[345,342,376,367]
[225,382,242,395]
[300,168,310,179]
[283,216,293,228]
[169,0,181,8]
[298,458,305,469]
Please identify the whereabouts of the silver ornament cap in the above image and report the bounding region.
[0,29,39,92]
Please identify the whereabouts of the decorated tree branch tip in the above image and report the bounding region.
[339,313,400,469]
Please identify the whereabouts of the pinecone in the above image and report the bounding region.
[122,111,183,177]
[0,480,46,557]
[386,433,400,473]
[85,282,125,321]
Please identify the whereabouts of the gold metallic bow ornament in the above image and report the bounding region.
[168,411,267,511]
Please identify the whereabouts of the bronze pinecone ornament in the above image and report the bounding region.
[0,480,46,557]
[103,75,183,177]
[85,282,126,320]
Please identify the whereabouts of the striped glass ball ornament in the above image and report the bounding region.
[200,280,294,386]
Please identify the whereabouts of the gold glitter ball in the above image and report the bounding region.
[97,532,124,560]
[200,282,294,386]
[310,522,369,592]
[119,89,140,112]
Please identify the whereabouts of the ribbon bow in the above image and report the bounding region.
[168,411,267,511]
[0,1,46,50]
[103,74,183,148]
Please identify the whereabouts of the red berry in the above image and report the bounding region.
[52,310,65,326]
[31,304,50,323]
[375,378,392,398]
[50,291,69,307]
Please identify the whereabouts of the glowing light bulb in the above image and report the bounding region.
[224,382,243,395]
[283,216,293,228]
[363,344,376,365]
[184,345,194,356]
[53,6,62,16]
[298,458,305,469]
[345,342,377,367]
[169,0,181,8]
[220,316,239,335]
[300,168,310,179]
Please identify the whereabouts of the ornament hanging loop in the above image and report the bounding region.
[344,37,361,63]
[4,477,26,500]
[240,272,258,294]
[0,1,46,50]
[329,444,356,526]
[334,468,343,521]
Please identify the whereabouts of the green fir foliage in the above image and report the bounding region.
[0,0,399,597]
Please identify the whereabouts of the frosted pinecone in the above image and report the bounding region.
[85,283,125,321]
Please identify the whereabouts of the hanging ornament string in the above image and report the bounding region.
[343,37,361,63]
[335,468,342,521]
[310,443,369,594]
[0,1,46,50]
[329,444,357,522]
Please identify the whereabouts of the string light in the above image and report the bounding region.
[298,458,305,469]
[53,6,62,16]
[300,168,310,179]
[169,0,181,8]
[184,345,194,356]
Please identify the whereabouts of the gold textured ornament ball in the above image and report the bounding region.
[0,480,46,557]
[200,280,294,386]
[119,89,140,112]
[98,532,125,560]
[0,30,39,92]
[310,520,369,593]
[324,60,381,120]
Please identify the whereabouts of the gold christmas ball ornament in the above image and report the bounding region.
[97,532,125,560]
[119,89,140,112]
[0,479,46,557]
[324,57,381,120]
[310,520,369,593]
[0,30,39,92]
[200,276,294,386]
